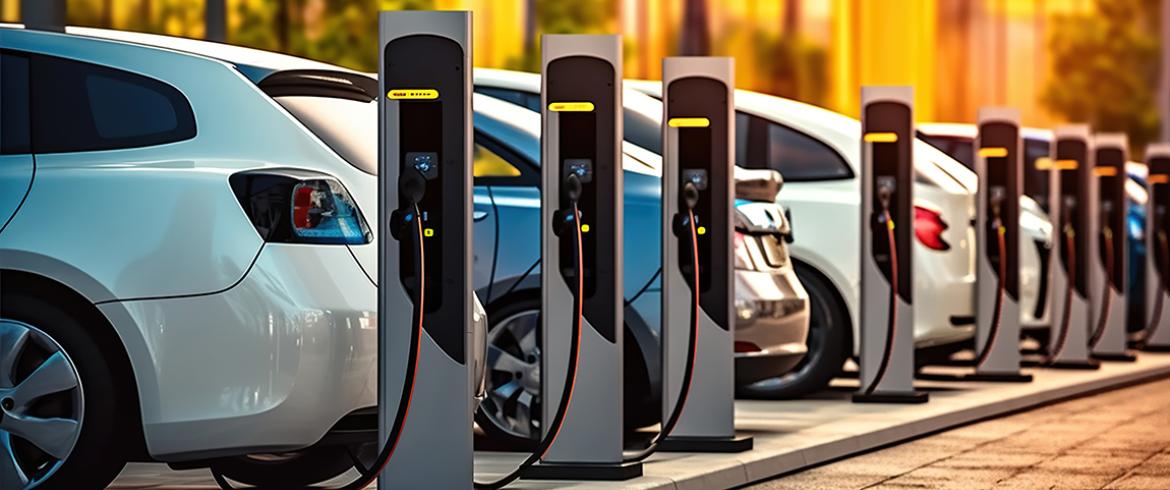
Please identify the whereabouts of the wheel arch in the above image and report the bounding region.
[791,258,855,358]
[0,268,151,461]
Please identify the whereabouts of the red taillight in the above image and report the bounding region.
[914,205,951,251]
[734,341,762,353]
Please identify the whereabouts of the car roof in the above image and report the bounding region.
[918,122,1055,142]
[2,24,355,83]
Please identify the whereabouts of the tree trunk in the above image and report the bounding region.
[680,0,710,55]
[783,0,800,40]
[206,0,226,42]
[21,0,65,30]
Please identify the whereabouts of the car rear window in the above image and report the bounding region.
[30,54,196,153]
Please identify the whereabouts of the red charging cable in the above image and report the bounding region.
[1143,232,1169,342]
[863,208,898,395]
[974,221,1008,369]
[1089,228,1115,348]
[1049,226,1077,361]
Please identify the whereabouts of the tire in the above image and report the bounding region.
[474,295,655,450]
[737,263,850,399]
[209,444,367,488]
[0,290,128,489]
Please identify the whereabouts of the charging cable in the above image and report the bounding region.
[623,182,701,463]
[1089,226,1115,348]
[974,205,1007,369]
[473,174,585,490]
[1143,232,1169,343]
[863,185,898,395]
[1049,225,1077,361]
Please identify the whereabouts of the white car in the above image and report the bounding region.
[618,81,1052,396]
[0,25,489,489]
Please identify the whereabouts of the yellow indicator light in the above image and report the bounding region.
[1053,159,1079,170]
[979,147,1009,158]
[424,228,435,237]
[887,220,896,231]
[1034,157,1053,170]
[388,88,439,100]
[668,117,710,128]
[697,226,707,235]
[1093,166,1119,177]
[1150,174,1169,184]
[864,132,898,143]
[580,224,590,233]
[548,102,594,112]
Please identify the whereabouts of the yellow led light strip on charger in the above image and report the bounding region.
[668,117,710,128]
[864,132,898,143]
[388,89,439,100]
[548,102,594,112]
[979,147,1009,158]
[1150,174,1169,184]
[1093,166,1119,177]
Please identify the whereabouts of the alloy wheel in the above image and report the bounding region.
[481,309,541,441]
[0,319,85,489]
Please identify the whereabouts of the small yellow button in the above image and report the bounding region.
[424,228,435,237]
[697,226,707,235]
[581,224,591,233]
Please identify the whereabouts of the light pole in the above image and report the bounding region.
[1161,0,1170,141]
[21,0,65,31]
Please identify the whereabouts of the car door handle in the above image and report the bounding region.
[474,210,489,222]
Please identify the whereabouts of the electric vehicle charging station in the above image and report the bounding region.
[656,57,753,452]
[1089,134,1135,361]
[1047,125,1101,369]
[377,11,475,489]
[529,33,642,481]
[854,87,927,404]
[1142,143,1170,351]
[968,108,1033,382]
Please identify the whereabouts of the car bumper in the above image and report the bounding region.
[99,243,377,461]
[733,267,810,385]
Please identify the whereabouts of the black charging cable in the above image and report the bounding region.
[1049,225,1077,362]
[974,203,1008,369]
[1089,226,1115,348]
[863,186,899,395]
[1142,232,1169,343]
[473,174,586,490]
[623,182,701,464]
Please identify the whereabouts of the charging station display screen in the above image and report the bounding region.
[1097,147,1126,291]
[863,101,913,303]
[547,55,619,342]
[1056,138,1089,295]
[384,33,468,362]
[668,76,731,330]
[979,122,1021,298]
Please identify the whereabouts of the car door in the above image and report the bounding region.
[0,51,34,236]
[471,133,541,305]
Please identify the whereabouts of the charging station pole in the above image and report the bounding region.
[528,34,641,480]
[1047,125,1100,369]
[378,11,474,488]
[1089,134,1135,361]
[854,87,927,404]
[658,57,753,452]
[1142,144,1170,350]
[968,108,1032,382]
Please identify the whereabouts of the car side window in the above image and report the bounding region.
[739,112,852,182]
[1,52,31,155]
[30,54,196,154]
[472,132,538,186]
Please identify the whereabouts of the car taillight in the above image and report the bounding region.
[230,170,372,245]
[734,341,762,353]
[914,205,951,251]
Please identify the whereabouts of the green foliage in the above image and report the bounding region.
[752,31,828,106]
[505,0,615,73]
[1043,0,1161,153]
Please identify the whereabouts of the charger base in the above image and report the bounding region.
[1140,343,1170,352]
[1092,351,1137,362]
[658,435,754,453]
[962,372,1033,382]
[520,461,643,481]
[852,391,929,404]
[1046,358,1101,370]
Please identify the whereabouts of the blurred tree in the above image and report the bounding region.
[1043,0,1161,154]
[506,0,614,72]
[680,0,709,55]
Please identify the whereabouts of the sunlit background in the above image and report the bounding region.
[1,0,1163,152]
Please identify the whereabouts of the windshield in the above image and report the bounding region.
[276,95,378,174]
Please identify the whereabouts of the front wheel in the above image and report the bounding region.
[737,264,850,399]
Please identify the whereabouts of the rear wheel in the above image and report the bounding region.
[0,292,126,489]
[737,264,849,399]
[475,299,542,450]
[209,444,369,488]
